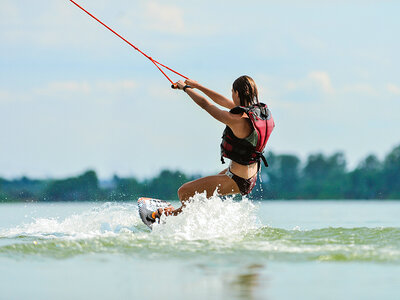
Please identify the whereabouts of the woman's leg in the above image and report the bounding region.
[168,169,240,215]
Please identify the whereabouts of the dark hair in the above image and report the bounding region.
[232,75,259,107]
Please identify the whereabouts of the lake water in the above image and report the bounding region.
[1,196,400,300]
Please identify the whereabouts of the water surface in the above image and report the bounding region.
[1,197,400,300]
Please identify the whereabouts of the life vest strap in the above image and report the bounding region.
[220,152,268,168]
[261,154,269,167]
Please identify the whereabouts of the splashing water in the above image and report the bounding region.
[1,196,400,262]
[0,202,141,240]
[0,192,258,240]
[152,192,259,241]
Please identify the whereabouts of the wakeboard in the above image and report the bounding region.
[137,197,174,229]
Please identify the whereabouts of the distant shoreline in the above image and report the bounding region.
[2,144,400,202]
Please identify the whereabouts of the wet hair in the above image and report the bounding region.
[232,75,259,107]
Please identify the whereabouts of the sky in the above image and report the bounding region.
[1,0,400,180]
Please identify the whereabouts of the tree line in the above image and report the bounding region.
[1,144,400,202]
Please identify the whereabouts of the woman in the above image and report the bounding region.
[149,75,274,220]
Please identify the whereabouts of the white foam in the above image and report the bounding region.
[152,191,260,241]
[0,202,142,240]
[1,195,260,242]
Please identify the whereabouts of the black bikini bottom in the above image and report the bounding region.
[225,168,257,195]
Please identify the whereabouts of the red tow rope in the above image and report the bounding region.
[69,0,188,88]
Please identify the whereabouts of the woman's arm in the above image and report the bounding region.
[176,80,237,127]
[185,79,235,110]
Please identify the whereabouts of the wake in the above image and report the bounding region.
[0,193,260,241]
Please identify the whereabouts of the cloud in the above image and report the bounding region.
[34,81,92,96]
[28,80,138,100]
[284,71,334,98]
[96,80,137,93]
[342,83,377,96]
[118,1,185,35]
[0,79,138,107]
[308,71,334,94]
[0,1,123,51]
[144,2,185,34]
[0,0,19,25]
[0,90,13,103]
[387,83,400,95]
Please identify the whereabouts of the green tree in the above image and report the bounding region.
[383,145,400,198]
[301,152,348,198]
[0,176,45,202]
[253,152,277,199]
[348,155,383,199]
[111,175,143,201]
[260,153,300,199]
[43,170,100,201]
[142,169,189,200]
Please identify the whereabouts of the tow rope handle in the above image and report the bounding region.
[69,0,188,89]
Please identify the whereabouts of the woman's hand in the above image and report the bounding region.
[184,79,199,88]
[175,79,199,90]
[176,80,186,90]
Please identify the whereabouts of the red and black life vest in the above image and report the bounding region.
[220,103,274,167]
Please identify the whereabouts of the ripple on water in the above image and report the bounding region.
[1,195,400,262]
